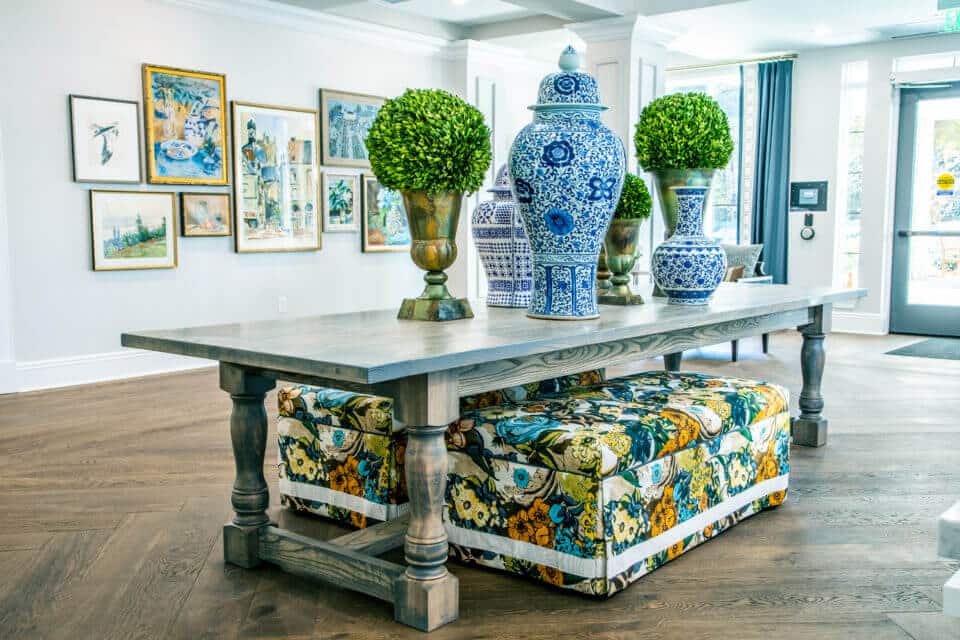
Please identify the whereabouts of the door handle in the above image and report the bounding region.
[897,230,960,237]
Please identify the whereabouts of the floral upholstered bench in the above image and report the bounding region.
[277,371,790,596]
[446,371,790,595]
[277,371,603,528]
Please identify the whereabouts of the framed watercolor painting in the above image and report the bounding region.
[69,95,142,184]
[181,192,231,237]
[321,171,360,232]
[142,64,228,185]
[319,89,384,168]
[90,190,177,271]
[231,101,321,253]
[361,174,411,253]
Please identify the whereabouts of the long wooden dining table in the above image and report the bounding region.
[121,283,866,631]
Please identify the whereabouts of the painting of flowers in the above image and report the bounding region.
[231,102,321,253]
[321,172,360,232]
[319,90,384,168]
[181,192,231,237]
[361,175,410,253]
[69,95,142,183]
[90,190,177,270]
[142,64,228,185]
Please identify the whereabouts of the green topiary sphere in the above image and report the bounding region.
[365,88,492,195]
[634,92,734,172]
[614,173,652,220]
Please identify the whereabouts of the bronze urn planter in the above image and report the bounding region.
[598,218,644,306]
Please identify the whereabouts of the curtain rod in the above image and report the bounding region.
[667,53,798,73]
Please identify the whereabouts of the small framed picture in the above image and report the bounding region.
[322,171,360,232]
[181,192,231,237]
[142,64,229,185]
[69,95,142,183]
[90,190,177,271]
[319,89,384,168]
[361,174,411,253]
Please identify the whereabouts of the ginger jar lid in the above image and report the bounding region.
[488,164,512,193]
[533,46,606,111]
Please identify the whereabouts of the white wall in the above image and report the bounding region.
[790,33,960,334]
[0,0,542,391]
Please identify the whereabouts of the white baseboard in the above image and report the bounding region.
[832,311,888,335]
[12,349,215,393]
[0,359,15,394]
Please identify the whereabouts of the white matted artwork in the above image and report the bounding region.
[70,95,142,183]
[231,101,321,253]
[321,171,360,232]
[89,190,177,270]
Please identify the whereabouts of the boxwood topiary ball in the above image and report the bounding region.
[614,173,652,221]
[365,88,491,195]
[634,92,734,172]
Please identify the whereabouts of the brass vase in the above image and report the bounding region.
[651,168,714,296]
[598,218,644,306]
[597,247,613,292]
[397,190,473,322]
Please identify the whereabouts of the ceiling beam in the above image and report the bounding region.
[274,0,367,9]
[507,0,625,22]
[466,15,569,41]
[634,0,748,16]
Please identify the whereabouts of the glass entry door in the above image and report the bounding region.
[891,85,960,336]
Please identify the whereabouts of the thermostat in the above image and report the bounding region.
[790,181,828,211]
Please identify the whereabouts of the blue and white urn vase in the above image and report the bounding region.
[508,46,626,320]
[471,164,533,308]
[651,186,727,305]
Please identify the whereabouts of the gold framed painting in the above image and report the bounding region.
[321,171,360,232]
[90,190,178,271]
[231,101,321,253]
[181,192,231,237]
[142,64,229,185]
[361,174,411,253]
[319,89,384,168]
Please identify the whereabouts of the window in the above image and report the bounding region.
[834,61,868,290]
[665,68,742,244]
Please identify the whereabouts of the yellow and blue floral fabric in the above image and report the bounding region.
[277,371,603,528]
[445,372,790,595]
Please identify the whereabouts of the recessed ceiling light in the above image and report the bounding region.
[814,24,832,37]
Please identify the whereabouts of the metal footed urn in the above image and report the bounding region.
[397,190,474,321]
[508,46,626,320]
[471,165,533,308]
[651,186,727,305]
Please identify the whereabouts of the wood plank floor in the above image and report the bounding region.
[0,332,958,639]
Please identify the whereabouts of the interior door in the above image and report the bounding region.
[890,85,960,336]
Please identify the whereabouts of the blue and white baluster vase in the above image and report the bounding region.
[651,186,727,305]
[508,46,626,320]
[471,165,533,308]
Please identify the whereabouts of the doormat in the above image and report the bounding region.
[886,337,960,361]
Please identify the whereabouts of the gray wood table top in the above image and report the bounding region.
[121,284,866,384]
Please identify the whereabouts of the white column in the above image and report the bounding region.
[566,16,673,273]
[0,117,16,393]
[441,40,551,300]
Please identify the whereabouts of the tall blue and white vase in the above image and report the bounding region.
[471,165,533,308]
[508,46,626,320]
[651,186,727,305]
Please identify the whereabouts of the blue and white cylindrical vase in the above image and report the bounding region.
[651,186,727,305]
[471,165,533,308]
[508,46,626,320]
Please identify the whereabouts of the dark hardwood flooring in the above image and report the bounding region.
[0,332,958,639]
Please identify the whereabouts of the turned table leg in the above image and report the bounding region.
[219,362,275,568]
[389,374,459,632]
[664,351,683,372]
[792,305,829,447]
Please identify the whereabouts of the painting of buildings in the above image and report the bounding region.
[361,175,410,252]
[232,102,320,252]
[320,90,384,168]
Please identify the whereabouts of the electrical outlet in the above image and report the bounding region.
[278,296,288,313]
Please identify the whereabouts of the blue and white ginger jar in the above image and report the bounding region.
[651,186,727,305]
[508,46,626,319]
[471,165,533,308]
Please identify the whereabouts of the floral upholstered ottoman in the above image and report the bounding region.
[276,371,604,528]
[444,371,790,595]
